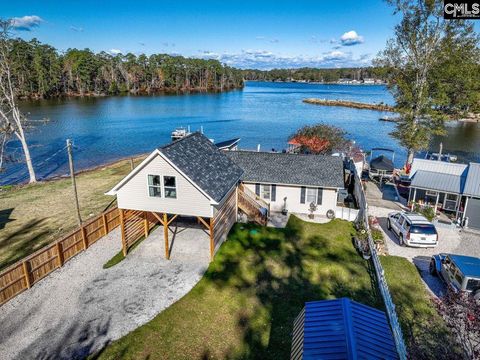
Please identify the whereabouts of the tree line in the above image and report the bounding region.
[242,67,386,83]
[7,38,244,99]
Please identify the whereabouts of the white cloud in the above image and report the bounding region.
[70,26,83,32]
[340,30,364,46]
[109,49,122,55]
[10,15,43,31]
[197,49,371,70]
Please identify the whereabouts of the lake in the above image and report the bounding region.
[2,81,480,185]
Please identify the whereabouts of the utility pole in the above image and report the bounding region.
[66,139,82,226]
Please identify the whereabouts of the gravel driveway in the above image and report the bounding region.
[369,205,480,297]
[0,226,210,360]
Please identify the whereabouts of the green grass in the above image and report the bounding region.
[381,256,459,358]
[95,216,380,360]
[0,156,145,270]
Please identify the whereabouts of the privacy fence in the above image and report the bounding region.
[0,206,120,306]
[352,167,408,359]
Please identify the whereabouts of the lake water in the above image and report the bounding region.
[2,81,480,185]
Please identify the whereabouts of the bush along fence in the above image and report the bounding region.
[0,207,120,306]
[352,165,408,360]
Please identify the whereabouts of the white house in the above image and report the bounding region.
[107,132,243,259]
[226,151,345,216]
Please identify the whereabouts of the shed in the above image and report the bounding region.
[291,298,398,360]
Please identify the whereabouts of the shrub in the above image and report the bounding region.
[371,228,384,244]
[413,203,436,222]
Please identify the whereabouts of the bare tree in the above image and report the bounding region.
[437,289,480,359]
[0,19,36,182]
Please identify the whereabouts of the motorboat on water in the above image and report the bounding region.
[171,126,191,141]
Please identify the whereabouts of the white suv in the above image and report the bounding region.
[387,212,438,248]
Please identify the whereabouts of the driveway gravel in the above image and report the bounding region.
[0,226,210,360]
[369,205,480,297]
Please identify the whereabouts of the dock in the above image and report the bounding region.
[303,98,395,112]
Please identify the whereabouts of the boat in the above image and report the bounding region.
[379,116,400,122]
[368,148,395,181]
[171,126,191,141]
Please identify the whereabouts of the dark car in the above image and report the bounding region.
[430,253,480,300]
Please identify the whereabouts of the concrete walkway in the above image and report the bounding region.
[0,226,210,360]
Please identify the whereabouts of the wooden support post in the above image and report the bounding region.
[81,226,88,250]
[209,217,214,261]
[163,213,169,260]
[120,209,127,256]
[102,213,108,235]
[22,261,31,289]
[144,212,149,238]
[56,242,64,267]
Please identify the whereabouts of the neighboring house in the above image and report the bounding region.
[408,158,480,229]
[291,298,398,360]
[107,132,243,259]
[226,151,345,216]
[215,138,241,151]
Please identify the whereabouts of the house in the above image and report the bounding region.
[107,133,349,261]
[107,132,243,260]
[226,151,345,216]
[408,158,480,229]
[291,298,398,360]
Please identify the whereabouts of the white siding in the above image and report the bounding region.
[243,182,338,216]
[116,154,213,217]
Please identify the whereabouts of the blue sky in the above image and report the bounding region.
[4,0,399,69]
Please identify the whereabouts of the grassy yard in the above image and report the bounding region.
[0,156,144,270]
[96,216,380,360]
[381,256,459,358]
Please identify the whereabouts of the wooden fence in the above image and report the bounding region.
[120,209,159,254]
[0,206,120,306]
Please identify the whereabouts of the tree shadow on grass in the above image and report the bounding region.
[0,218,51,270]
[0,208,15,230]
[200,217,380,359]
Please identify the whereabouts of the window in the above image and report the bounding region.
[426,190,438,197]
[466,278,480,292]
[164,176,177,199]
[306,188,317,204]
[444,193,458,211]
[261,184,271,200]
[148,175,161,197]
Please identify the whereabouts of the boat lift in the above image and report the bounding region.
[368,147,395,183]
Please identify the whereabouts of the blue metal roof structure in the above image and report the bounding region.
[410,170,466,194]
[291,298,398,360]
[449,254,480,278]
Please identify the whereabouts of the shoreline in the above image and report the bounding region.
[303,98,395,111]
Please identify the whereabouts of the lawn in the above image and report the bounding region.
[96,216,380,360]
[381,256,459,358]
[0,156,145,270]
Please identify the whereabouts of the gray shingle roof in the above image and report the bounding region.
[411,170,465,194]
[160,132,243,203]
[464,162,480,197]
[225,151,344,188]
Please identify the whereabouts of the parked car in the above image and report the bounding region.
[387,212,438,247]
[430,253,480,300]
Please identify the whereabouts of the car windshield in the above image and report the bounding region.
[410,225,437,235]
[466,278,480,292]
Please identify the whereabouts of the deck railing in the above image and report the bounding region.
[352,165,408,360]
[238,189,268,225]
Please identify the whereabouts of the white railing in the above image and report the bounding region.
[352,164,408,360]
[335,206,359,221]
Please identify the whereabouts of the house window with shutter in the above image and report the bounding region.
[306,188,317,204]
[304,187,323,205]
[148,175,162,197]
[261,184,271,200]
